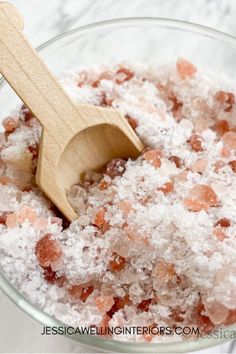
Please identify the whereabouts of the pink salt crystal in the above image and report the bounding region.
[78,285,94,302]
[183,198,209,212]
[176,58,197,79]
[5,213,18,228]
[137,299,152,312]
[35,233,62,267]
[215,217,230,228]
[175,169,190,182]
[92,79,100,88]
[184,184,219,212]
[229,160,236,173]
[195,303,215,334]
[153,260,175,285]
[126,114,138,129]
[0,175,11,185]
[139,195,153,206]
[195,117,212,133]
[55,275,66,288]
[24,117,37,128]
[125,225,149,246]
[42,266,57,283]
[213,227,226,241]
[115,67,134,84]
[143,149,162,168]
[0,212,9,225]
[101,92,114,107]
[2,116,18,132]
[192,159,208,174]
[42,266,65,285]
[222,132,236,150]
[168,155,182,168]
[224,310,236,325]
[188,134,204,152]
[215,91,235,112]
[95,295,114,313]
[168,92,183,120]
[69,284,94,302]
[28,144,39,159]
[221,147,231,158]
[212,120,230,136]
[101,220,110,235]
[215,91,232,104]
[170,308,185,323]
[21,105,34,122]
[68,284,83,299]
[214,160,225,172]
[105,158,126,179]
[109,253,126,272]
[98,180,110,191]
[107,295,131,317]
[158,181,174,194]
[82,170,102,188]
[33,217,48,231]
[13,174,32,193]
[117,200,133,214]
[98,314,111,336]
[93,207,106,228]
[17,206,37,224]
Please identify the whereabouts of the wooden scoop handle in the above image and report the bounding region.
[0,3,143,153]
[0,3,144,222]
[0,2,89,143]
[0,2,24,30]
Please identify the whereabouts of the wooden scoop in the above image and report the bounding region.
[0,3,143,221]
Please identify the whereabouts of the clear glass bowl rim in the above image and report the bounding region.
[1,17,236,353]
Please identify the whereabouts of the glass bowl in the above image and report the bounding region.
[1,18,236,353]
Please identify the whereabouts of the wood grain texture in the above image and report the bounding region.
[0,2,144,221]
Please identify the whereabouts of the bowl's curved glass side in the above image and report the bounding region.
[36,18,236,79]
[0,271,233,353]
[1,18,236,353]
[2,19,236,121]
